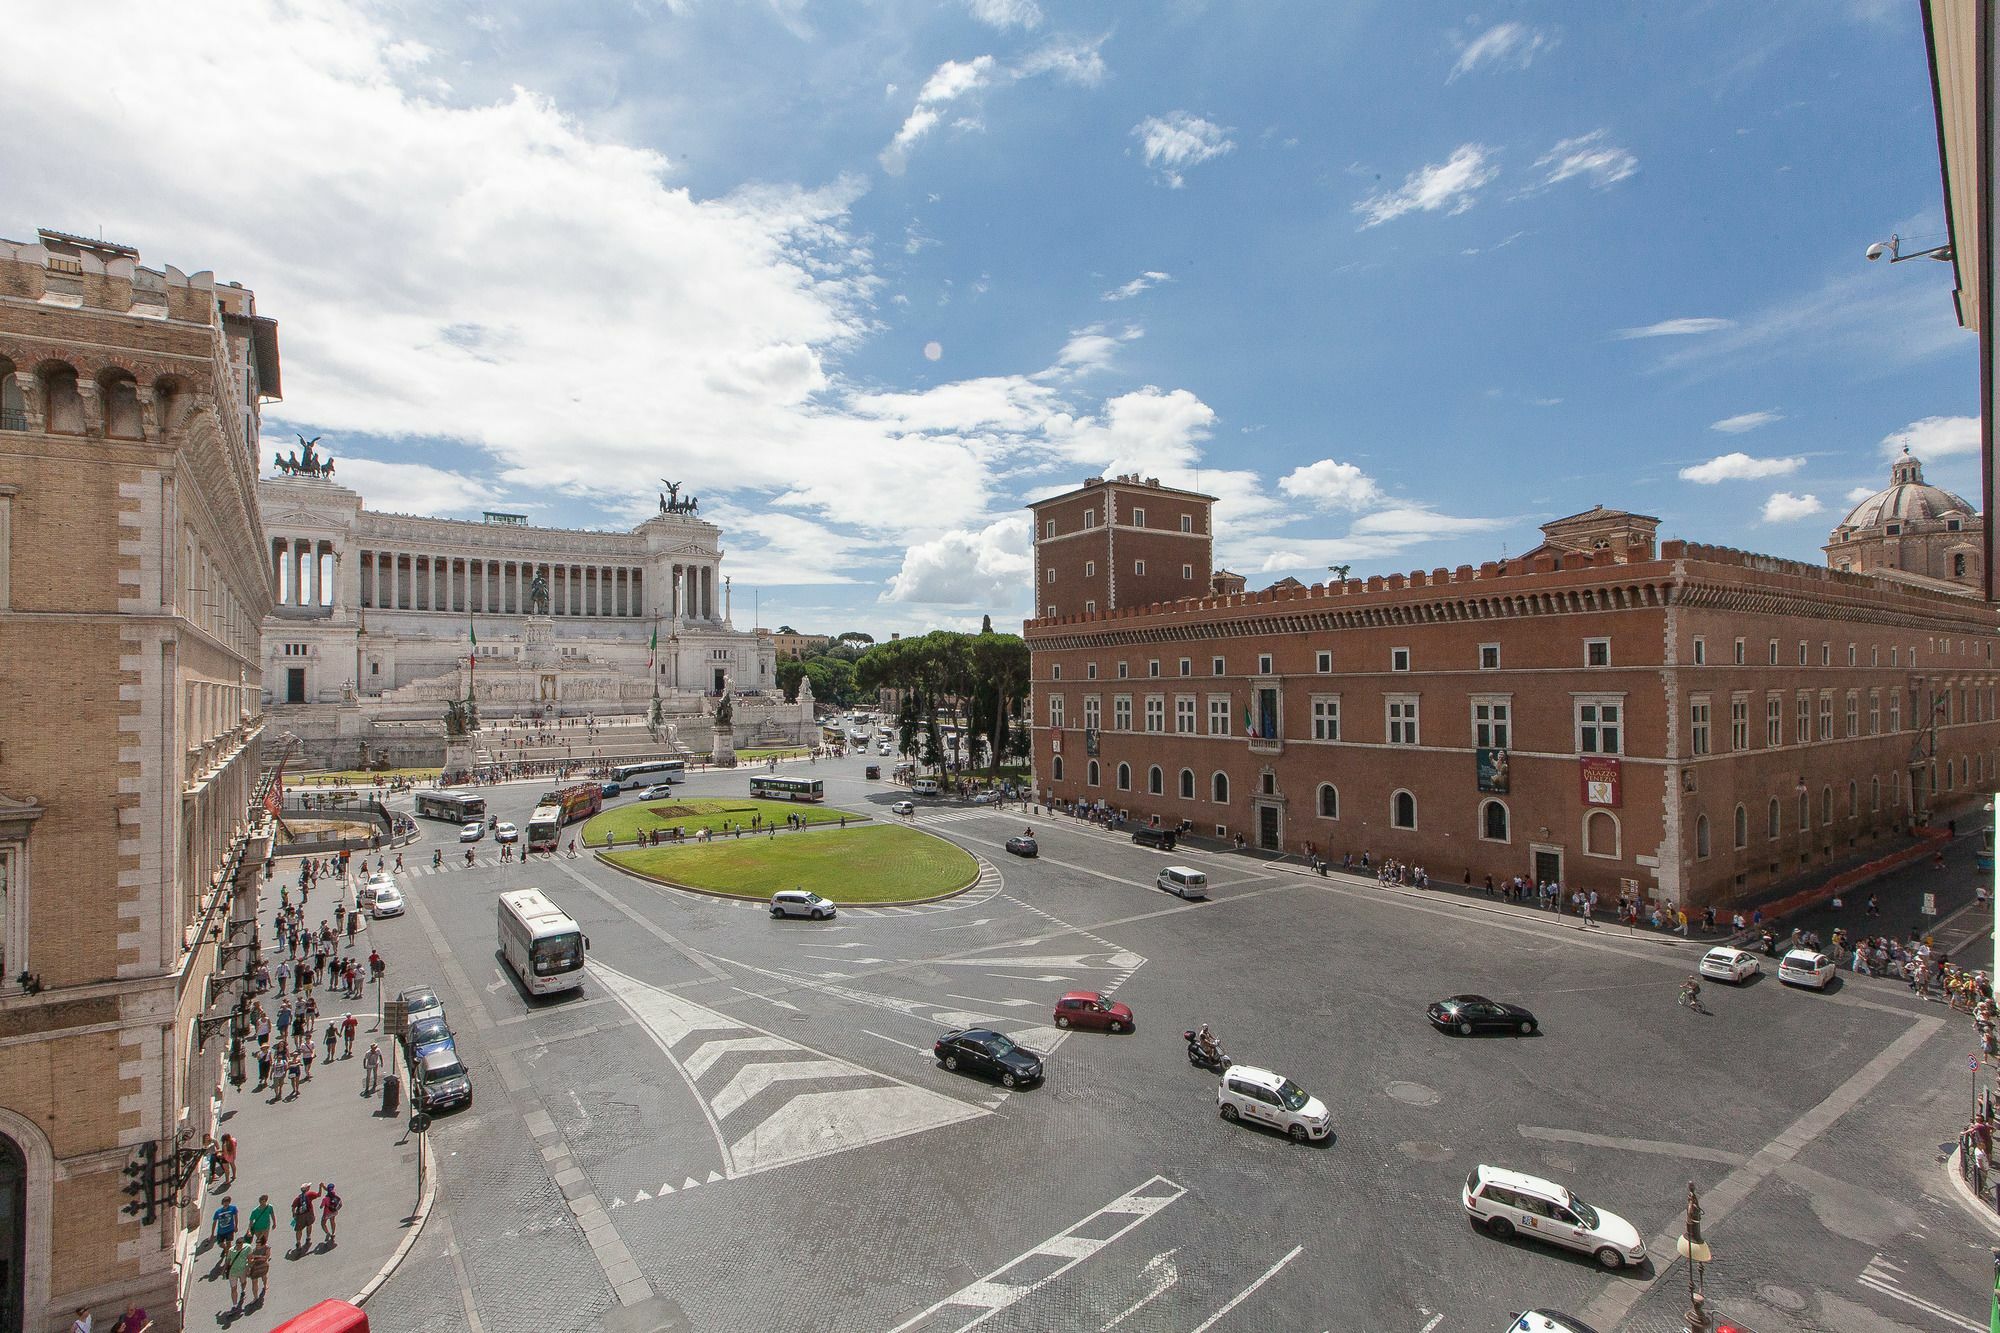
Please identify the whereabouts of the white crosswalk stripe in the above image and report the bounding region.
[592,961,986,1183]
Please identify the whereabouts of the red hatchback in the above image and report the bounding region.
[1053,991,1133,1033]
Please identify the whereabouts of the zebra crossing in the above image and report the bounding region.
[591,961,987,1188]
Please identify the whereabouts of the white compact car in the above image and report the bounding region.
[642,784,674,799]
[770,889,836,921]
[891,800,916,815]
[369,882,406,918]
[458,822,484,843]
[1777,949,1835,989]
[1462,1165,1646,1269]
[494,821,518,844]
[1217,1065,1331,1143]
[1698,946,1761,984]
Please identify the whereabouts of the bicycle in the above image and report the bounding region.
[1678,979,1707,1014]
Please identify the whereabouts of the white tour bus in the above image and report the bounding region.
[497,888,588,997]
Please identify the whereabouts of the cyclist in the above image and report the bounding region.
[1679,975,1704,1012]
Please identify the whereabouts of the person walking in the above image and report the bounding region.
[70,1306,91,1333]
[110,1303,151,1333]
[362,1041,384,1095]
[246,1236,271,1305]
[216,1132,237,1188]
[319,1182,341,1243]
[341,1012,358,1057]
[247,1192,275,1247]
[323,1021,338,1064]
[302,1033,316,1083]
[286,1050,303,1100]
[208,1195,238,1270]
[226,1237,252,1310]
[289,1183,318,1254]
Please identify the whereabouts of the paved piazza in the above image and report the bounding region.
[358,754,1994,1333]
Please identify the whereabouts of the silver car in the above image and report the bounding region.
[770,889,836,921]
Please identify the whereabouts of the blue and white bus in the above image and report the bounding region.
[498,889,587,997]
[612,759,686,786]
[749,775,825,803]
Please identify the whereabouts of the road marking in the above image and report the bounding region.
[1859,1254,1983,1332]
[951,996,1043,1008]
[863,1029,931,1053]
[889,1175,1186,1333]
[932,918,999,932]
[1097,1249,1178,1331]
[1516,1125,1750,1166]
[1574,1014,1945,1330]
[1187,1244,1304,1333]
[1416,1315,1443,1333]
[547,857,730,983]
[729,986,800,1013]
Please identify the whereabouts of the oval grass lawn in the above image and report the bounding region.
[580,796,855,847]
[601,823,976,904]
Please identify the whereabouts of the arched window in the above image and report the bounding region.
[1052,755,1063,781]
[1870,776,1880,812]
[100,370,142,439]
[1820,785,1832,825]
[1179,768,1194,799]
[1211,772,1229,803]
[1480,799,1508,842]
[1797,790,1809,829]
[1957,553,1969,578]
[1847,780,1856,817]
[39,363,82,434]
[1148,765,1163,795]
[1116,762,1131,791]
[1392,790,1416,829]
[1087,760,1099,786]
[1316,783,1338,818]
[1586,809,1620,857]
[1695,814,1710,858]
[1733,805,1747,849]
[0,358,22,431]
[1767,798,1781,839]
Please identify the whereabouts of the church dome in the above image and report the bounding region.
[1835,452,1975,533]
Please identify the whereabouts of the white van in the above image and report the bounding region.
[1157,866,1207,900]
[912,777,942,796]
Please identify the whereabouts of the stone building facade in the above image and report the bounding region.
[1032,473,1215,620]
[1823,451,1983,594]
[258,476,801,768]
[1026,480,2000,912]
[0,229,276,1329]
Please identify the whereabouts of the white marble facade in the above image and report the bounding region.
[258,474,776,714]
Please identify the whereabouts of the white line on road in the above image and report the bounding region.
[1187,1244,1304,1333]
[862,1029,931,1053]
[728,986,800,1013]
[932,918,999,932]
[1516,1125,1750,1166]
[1857,1275,1983,1332]
[1417,1315,1443,1333]
[1096,1249,1178,1332]
[950,995,1043,1008]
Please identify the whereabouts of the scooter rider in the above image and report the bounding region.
[1194,1023,1220,1063]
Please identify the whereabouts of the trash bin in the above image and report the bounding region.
[381,1073,401,1117]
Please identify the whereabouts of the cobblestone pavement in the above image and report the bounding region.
[352,757,1999,1332]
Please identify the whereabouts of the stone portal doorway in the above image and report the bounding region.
[0,1133,26,1332]
[712,667,726,694]
[285,668,306,704]
[1257,805,1280,851]
[1533,847,1563,886]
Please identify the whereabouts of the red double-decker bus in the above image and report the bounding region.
[537,781,603,826]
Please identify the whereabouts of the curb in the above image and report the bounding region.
[1943,1146,2000,1238]
[352,1126,438,1307]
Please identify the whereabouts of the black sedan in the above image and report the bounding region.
[934,1029,1044,1087]
[1427,994,1538,1036]
[1005,835,1038,857]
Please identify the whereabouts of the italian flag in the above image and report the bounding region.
[648,625,657,670]
[467,614,478,669]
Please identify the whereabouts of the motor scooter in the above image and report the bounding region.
[1182,1029,1231,1074]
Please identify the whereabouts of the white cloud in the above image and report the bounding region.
[1711,410,1783,434]
[1678,452,1805,483]
[1104,270,1171,302]
[1529,130,1636,190]
[1050,386,1217,475]
[881,56,996,174]
[1278,459,1384,509]
[1880,414,1980,459]
[1043,325,1140,379]
[966,0,1042,29]
[885,514,1032,606]
[1133,112,1235,188]
[1845,485,1877,503]
[1613,317,1736,339]
[1449,22,1553,80]
[1642,271,1969,376]
[1761,492,1824,523]
[1016,36,1107,87]
[1353,144,1498,228]
[333,457,493,517]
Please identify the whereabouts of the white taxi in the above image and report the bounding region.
[1777,949,1835,990]
[1462,1165,1646,1269]
[369,882,406,918]
[1217,1065,1331,1143]
[1698,946,1761,985]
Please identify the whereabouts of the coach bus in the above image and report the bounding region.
[748,775,825,803]
[611,759,686,786]
[415,790,486,823]
[524,804,564,855]
[535,781,604,826]
[498,888,587,997]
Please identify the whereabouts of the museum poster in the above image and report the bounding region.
[1476,747,1510,794]
[1580,755,1621,808]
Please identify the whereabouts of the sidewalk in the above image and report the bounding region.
[184,861,430,1331]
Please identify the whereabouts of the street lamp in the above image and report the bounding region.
[1677,1180,1713,1332]
[1866,233,1954,263]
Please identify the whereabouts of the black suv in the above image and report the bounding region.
[1132,826,1177,850]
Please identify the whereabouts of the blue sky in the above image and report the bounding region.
[3,0,1978,636]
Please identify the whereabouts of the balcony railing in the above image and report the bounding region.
[0,409,26,432]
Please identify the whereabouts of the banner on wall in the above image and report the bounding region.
[1580,756,1622,808]
[1476,748,1510,794]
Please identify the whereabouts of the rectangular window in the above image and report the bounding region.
[1311,697,1340,741]
[1769,639,1779,666]
[1175,696,1196,733]
[1847,643,1856,666]
[1084,508,1097,527]
[1766,694,1781,746]
[1085,560,1096,577]
[1892,646,1900,666]
[1182,564,1193,580]
[1116,661,1128,679]
[1872,646,1879,666]
[1212,656,1225,676]
[1179,658,1191,677]
[1131,507,1146,527]
[1818,694,1833,741]
[1207,696,1231,736]
[1734,637,1745,665]
[1845,692,1858,737]
[1147,659,1160,677]
[1134,560,1146,576]
[1084,600,1096,614]
[1479,644,1500,670]
[1868,690,1880,735]
[1692,637,1706,666]
[1144,696,1164,733]
[1315,650,1332,673]
[1083,696,1101,730]
[1046,569,1056,584]
[1391,647,1411,672]
[1577,699,1623,755]
[1257,654,1273,675]
[1890,693,1901,731]
[1585,638,1610,667]
[1180,514,1193,533]
[1050,663,1062,681]
[1043,519,1055,538]
[1048,695,1064,728]
[1473,699,1510,748]
[1730,697,1748,751]
[1386,696,1420,745]
[1113,696,1132,730]
[1086,663,1098,680]
[1795,694,1810,745]
[1690,698,1710,756]
[1798,641,1808,666]
[1821,643,1830,667]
